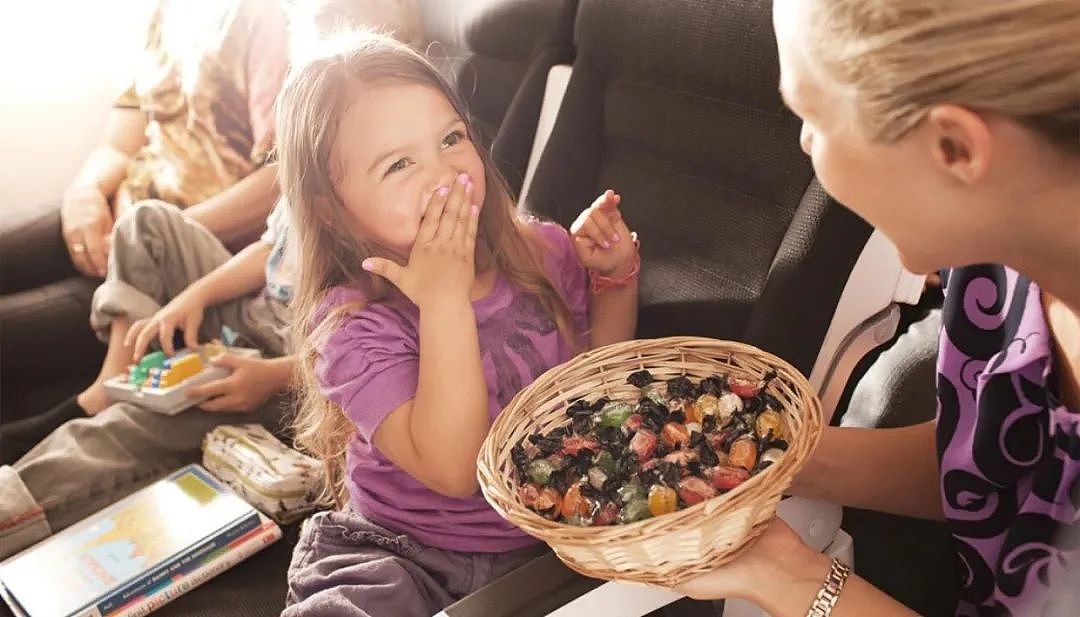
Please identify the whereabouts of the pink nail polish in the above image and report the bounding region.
[437,186,449,197]
[613,233,621,243]
[602,241,611,249]
[466,181,474,193]
[457,173,470,185]
[361,260,374,272]
[471,205,480,216]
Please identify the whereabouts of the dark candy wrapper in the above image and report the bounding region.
[665,376,696,400]
[626,369,655,388]
[515,371,787,526]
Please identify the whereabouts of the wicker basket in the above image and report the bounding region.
[477,336,823,587]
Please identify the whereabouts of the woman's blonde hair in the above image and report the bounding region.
[277,33,579,507]
[807,0,1080,153]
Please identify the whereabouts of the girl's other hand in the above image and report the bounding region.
[189,354,290,413]
[571,189,636,276]
[362,173,480,310]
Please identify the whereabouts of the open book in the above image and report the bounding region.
[0,465,280,617]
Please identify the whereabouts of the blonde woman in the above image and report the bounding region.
[674,1,1080,616]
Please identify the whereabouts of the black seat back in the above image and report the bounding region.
[524,0,870,373]
[419,0,578,195]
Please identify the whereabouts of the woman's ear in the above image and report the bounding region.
[925,104,993,185]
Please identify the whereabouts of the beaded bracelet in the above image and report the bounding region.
[588,234,640,294]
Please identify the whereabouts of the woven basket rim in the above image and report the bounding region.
[476,336,823,585]
[479,336,820,527]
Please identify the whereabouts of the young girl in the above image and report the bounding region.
[277,34,640,616]
[674,1,1080,616]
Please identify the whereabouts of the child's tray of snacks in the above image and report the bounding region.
[103,343,261,415]
[478,336,823,586]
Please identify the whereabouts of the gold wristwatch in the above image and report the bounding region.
[806,558,852,617]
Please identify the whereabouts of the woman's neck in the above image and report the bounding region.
[1043,292,1080,411]
[996,174,1080,313]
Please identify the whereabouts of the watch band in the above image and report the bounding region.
[806,558,852,617]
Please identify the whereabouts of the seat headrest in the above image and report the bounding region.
[575,0,784,113]
[420,0,576,64]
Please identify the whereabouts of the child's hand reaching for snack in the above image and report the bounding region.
[570,189,637,277]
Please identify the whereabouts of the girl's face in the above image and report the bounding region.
[772,0,999,275]
[331,81,487,258]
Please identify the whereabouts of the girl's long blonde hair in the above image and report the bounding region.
[806,0,1080,153]
[277,33,579,506]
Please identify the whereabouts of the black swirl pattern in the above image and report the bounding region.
[936,265,1079,616]
[938,372,962,460]
[941,265,1029,360]
[944,468,1018,539]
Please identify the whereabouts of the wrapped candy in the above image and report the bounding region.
[728,437,758,471]
[599,402,634,428]
[593,501,620,526]
[717,392,743,420]
[561,484,594,519]
[708,466,750,491]
[760,448,785,467]
[728,377,763,399]
[756,410,783,440]
[561,435,600,456]
[629,430,658,462]
[678,476,716,506]
[660,422,691,449]
[688,394,720,424]
[593,450,616,475]
[527,459,555,485]
[619,499,652,523]
[516,371,788,526]
[647,485,678,516]
[663,449,698,466]
[587,466,609,490]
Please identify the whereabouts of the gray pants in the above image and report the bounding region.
[284,511,546,617]
[0,201,292,560]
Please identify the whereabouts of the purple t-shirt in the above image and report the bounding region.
[315,222,589,553]
[937,265,1080,616]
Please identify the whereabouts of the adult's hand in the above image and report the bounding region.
[60,185,113,277]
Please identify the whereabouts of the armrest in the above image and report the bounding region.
[807,230,924,420]
[439,552,603,617]
[441,551,686,617]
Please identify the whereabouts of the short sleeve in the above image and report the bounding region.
[260,199,286,245]
[314,298,420,443]
[533,222,590,341]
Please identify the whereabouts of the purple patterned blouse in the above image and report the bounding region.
[937,265,1080,616]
